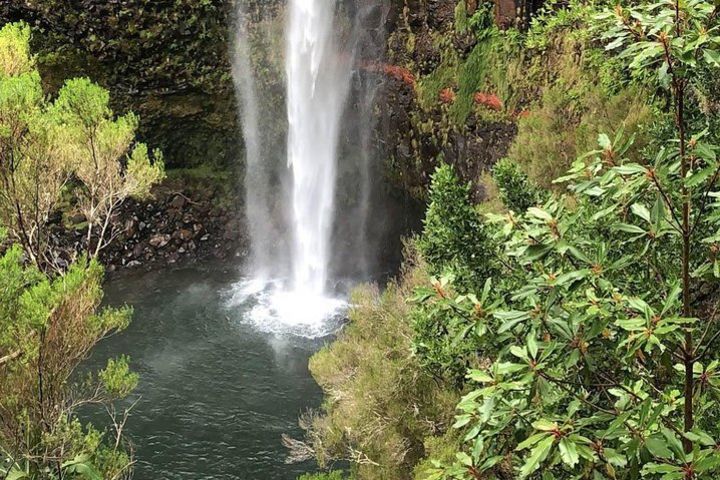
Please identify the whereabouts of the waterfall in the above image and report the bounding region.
[229,0,396,337]
[286,0,351,294]
[231,2,265,277]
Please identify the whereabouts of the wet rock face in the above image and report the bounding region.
[43,178,247,276]
[101,184,247,274]
[2,0,243,169]
[378,0,519,199]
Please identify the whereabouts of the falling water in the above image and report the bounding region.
[231,2,265,277]
[229,0,402,336]
[286,0,351,294]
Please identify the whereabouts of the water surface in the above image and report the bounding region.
[84,263,326,479]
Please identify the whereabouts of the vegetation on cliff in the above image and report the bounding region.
[0,22,163,479]
[305,0,720,479]
[383,0,653,199]
[0,22,165,272]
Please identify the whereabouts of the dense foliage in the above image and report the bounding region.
[418,164,497,293]
[0,22,164,271]
[0,22,151,479]
[491,158,544,213]
[306,1,720,479]
[301,252,460,479]
[0,243,137,479]
[416,1,720,478]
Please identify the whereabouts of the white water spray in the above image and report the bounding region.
[286,0,351,294]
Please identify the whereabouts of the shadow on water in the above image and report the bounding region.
[83,262,329,480]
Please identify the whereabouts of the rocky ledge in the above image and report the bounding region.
[47,175,248,276]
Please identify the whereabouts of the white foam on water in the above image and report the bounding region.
[227,278,346,339]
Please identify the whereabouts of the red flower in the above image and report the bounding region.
[383,64,416,87]
[439,88,456,104]
[356,60,416,87]
[473,92,503,111]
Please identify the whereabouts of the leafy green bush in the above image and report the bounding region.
[0,21,165,269]
[0,21,140,479]
[418,164,497,293]
[492,158,544,212]
[0,247,136,479]
[415,2,720,477]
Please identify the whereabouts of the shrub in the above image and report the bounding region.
[416,2,720,477]
[0,246,136,478]
[301,247,460,480]
[0,22,165,270]
[0,21,140,480]
[495,1,652,190]
[506,81,651,189]
[492,158,544,212]
[417,164,497,293]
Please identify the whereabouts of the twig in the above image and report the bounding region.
[0,349,22,367]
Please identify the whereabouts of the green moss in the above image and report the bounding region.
[405,32,417,54]
[416,52,459,111]
[449,39,495,124]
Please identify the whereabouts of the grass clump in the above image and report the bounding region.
[306,247,459,480]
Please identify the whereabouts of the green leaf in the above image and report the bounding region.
[641,462,683,476]
[684,429,715,447]
[645,436,674,459]
[685,164,716,188]
[558,437,579,467]
[517,432,550,451]
[603,448,628,467]
[467,369,494,383]
[532,419,558,432]
[703,49,720,67]
[613,163,648,175]
[527,332,538,359]
[631,203,651,223]
[598,133,612,150]
[453,414,472,428]
[519,435,554,478]
[527,207,553,221]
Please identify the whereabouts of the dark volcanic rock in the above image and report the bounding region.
[41,175,247,276]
